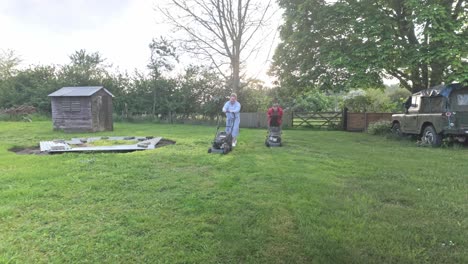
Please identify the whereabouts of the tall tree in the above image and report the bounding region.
[0,50,21,108]
[176,65,230,117]
[147,37,178,116]
[0,49,21,80]
[148,37,178,79]
[159,0,274,94]
[60,49,110,86]
[272,0,468,93]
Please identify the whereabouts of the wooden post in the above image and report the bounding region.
[364,112,368,132]
[342,107,348,131]
[291,111,294,128]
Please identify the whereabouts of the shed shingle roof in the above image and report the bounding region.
[48,86,114,97]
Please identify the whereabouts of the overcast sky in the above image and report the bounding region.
[0,0,280,83]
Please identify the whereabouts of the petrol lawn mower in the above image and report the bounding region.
[265,114,282,147]
[208,112,236,154]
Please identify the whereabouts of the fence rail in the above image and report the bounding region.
[292,111,343,129]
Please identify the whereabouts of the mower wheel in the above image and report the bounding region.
[220,143,227,154]
[208,148,212,153]
[265,141,270,147]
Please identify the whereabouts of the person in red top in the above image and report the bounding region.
[267,103,283,127]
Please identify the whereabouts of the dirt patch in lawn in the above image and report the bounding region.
[8,146,46,155]
[153,139,176,147]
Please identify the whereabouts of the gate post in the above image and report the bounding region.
[291,111,294,128]
[342,107,348,131]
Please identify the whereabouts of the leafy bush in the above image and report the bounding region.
[113,113,161,123]
[366,89,395,112]
[343,87,411,113]
[342,89,371,112]
[386,87,412,112]
[292,89,333,112]
[0,113,49,122]
[367,120,392,135]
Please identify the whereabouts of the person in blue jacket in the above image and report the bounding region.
[222,93,241,147]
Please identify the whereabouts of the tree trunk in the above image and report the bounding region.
[410,67,424,93]
[421,63,429,90]
[152,89,157,116]
[232,57,240,94]
[430,62,444,87]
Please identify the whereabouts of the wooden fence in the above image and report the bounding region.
[145,112,292,128]
[292,111,343,129]
[290,110,393,131]
[239,111,292,128]
[346,112,393,132]
[119,110,392,131]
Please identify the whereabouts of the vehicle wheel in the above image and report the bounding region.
[421,125,442,147]
[208,148,212,153]
[391,122,403,137]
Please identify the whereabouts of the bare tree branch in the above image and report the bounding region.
[387,68,412,91]
[159,0,273,93]
[452,0,465,20]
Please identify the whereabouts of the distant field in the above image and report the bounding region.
[0,121,466,263]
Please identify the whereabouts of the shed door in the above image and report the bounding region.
[96,96,105,131]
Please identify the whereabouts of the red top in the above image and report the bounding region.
[267,106,283,126]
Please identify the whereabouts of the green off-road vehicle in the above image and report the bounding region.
[392,83,468,147]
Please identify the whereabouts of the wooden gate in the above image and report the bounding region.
[292,111,343,129]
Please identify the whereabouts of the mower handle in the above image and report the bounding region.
[225,111,237,118]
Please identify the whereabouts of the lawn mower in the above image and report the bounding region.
[265,115,282,147]
[208,112,236,154]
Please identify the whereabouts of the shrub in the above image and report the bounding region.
[367,120,392,135]
[113,113,161,123]
[386,87,412,112]
[292,89,333,112]
[366,89,394,112]
[342,89,371,112]
[343,88,409,113]
[0,113,49,122]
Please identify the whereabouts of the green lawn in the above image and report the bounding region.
[0,121,466,263]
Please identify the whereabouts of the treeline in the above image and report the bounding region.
[2,0,467,120]
[0,47,416,119]
[0,48,275,119]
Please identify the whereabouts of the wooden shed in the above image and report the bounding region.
[49,86,114,132]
